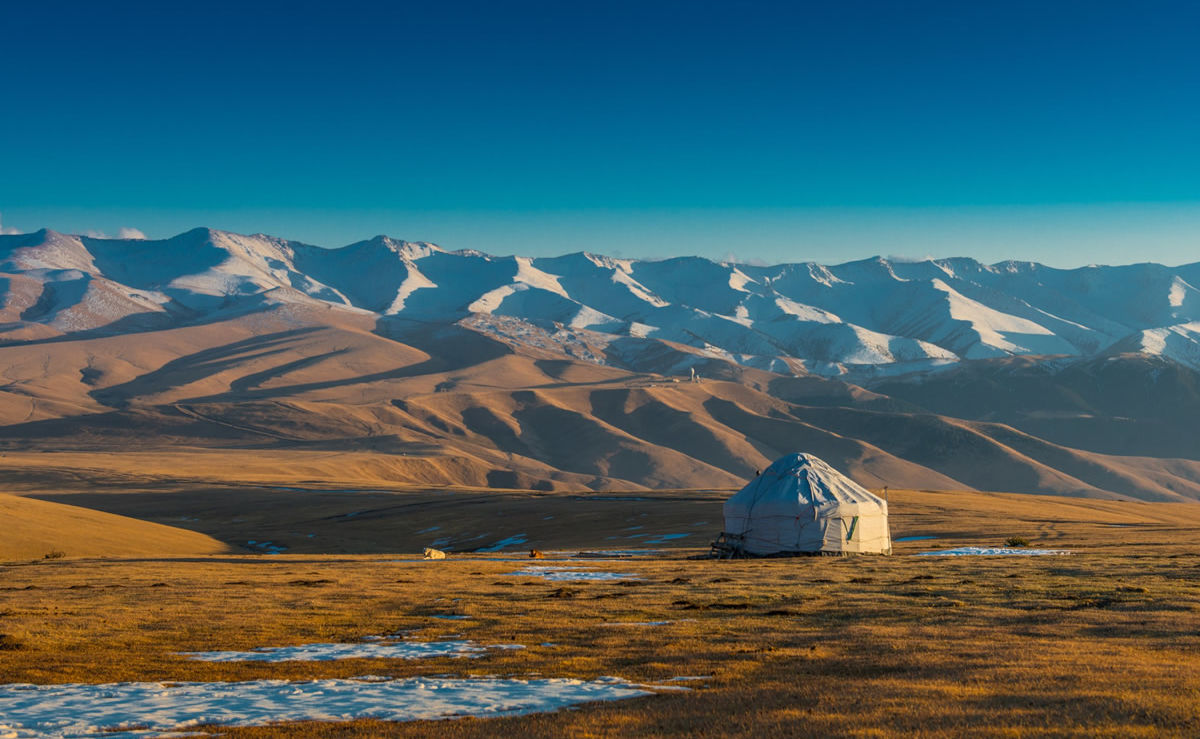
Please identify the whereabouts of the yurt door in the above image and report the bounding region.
[843,515,859,543]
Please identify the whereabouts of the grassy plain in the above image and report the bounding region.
[2,486,1200,737]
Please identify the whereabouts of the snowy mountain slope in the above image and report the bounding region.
[3,228,1200,375]
[1112,322,1200,370]
[293,235,439,312]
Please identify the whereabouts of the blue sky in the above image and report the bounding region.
[2,0,1198,265]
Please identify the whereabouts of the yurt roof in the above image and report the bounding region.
[743,453,884,508]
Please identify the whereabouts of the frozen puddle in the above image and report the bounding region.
[602,620,694,627]
[576,549,662,558]
[917,546,1072,556]
[476,534,529,552]
[895,535,938,542]
[604,621,672,627]
[244,540,287,555]
[642,533,691,545]
[180,639,521,662]
[0,676,671,738]
[507,566,641,582]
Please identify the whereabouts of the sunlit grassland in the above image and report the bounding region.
[2,540,1198,737]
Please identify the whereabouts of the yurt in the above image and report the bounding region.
[722,453,891,556]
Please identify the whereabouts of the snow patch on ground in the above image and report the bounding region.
[642,533,691,545]
[180,639,521,662]
[475,534,529,552]
[507,566,642,582]
[917,546,1072,556]
[0,676,666,737]
[601,620,694,627]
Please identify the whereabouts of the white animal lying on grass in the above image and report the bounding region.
[423,548,447,560]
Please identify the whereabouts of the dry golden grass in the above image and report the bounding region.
[2,492,1199,737]
[0,492,227,560]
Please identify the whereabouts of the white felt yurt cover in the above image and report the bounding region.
[723,453,891,555]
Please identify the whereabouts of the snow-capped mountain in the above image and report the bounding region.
[4,227,1200,375]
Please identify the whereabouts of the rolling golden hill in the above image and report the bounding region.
[0,492,228,560]
[0,306,1198,501]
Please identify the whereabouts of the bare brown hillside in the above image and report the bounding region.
[0,307,1198,500]
[0,493,228,560]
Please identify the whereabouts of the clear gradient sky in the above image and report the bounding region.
[2,0,1198,266]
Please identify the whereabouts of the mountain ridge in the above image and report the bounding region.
[3,227,1200,377]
